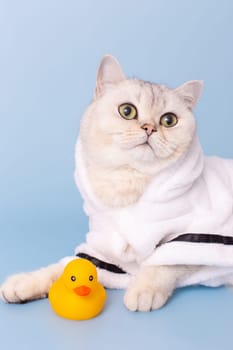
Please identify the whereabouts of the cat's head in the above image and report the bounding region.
[80,55,203,176]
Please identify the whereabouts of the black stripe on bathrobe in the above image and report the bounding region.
[169,233,233,245]
[76,233,233,275]
[76,252,127,274]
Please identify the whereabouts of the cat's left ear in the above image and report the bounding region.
[175,80,203,109]
[95,55,126,98]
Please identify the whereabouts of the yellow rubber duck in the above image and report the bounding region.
[48,259,107,320]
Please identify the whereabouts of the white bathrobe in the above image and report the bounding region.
[71,136,233,289]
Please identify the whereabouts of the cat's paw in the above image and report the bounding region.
[0,273,48,303]
[124,285,170,312]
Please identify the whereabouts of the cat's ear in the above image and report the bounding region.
[175,80,203,109]
[95,55,126,98]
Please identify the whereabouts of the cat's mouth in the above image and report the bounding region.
[138,140,153,150]
[134,141,156,160]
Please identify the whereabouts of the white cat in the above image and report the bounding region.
[2,55,233,312]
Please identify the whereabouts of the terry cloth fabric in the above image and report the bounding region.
[70,135,233,289]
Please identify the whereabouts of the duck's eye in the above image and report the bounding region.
[89,275,94,281]
[70,276,76,282]
[118,103,137,120]
[160,113,178,128]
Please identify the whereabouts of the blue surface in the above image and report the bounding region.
[1,0,233,349]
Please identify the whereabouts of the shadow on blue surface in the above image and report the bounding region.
[1,286,232,350]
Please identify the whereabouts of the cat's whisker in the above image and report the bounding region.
[120,139,148,148]
[108,131,124,135]
[121,136,147,142]
[120,133,147,141]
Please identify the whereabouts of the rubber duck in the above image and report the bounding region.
[48,259,107,320]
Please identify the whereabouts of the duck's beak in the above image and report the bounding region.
[73,285,91,296]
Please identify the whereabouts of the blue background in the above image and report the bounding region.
[1,0,233,349]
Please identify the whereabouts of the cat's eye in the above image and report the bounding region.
[71,276,76,282]
[160,113,178,128]
[118,103,137,120]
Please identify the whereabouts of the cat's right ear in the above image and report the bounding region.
[95,55,126,98]
[175,80,204,109]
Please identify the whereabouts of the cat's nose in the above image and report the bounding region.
[141,123,157,136]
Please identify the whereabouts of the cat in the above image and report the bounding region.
[2,55,233,312]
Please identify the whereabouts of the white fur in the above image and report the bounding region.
[124,265,194,311]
